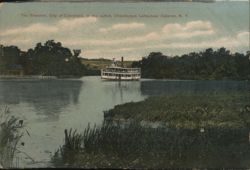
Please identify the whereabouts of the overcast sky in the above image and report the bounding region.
[0,1,249,60]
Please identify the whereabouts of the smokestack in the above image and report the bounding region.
[112,58,115,66]
[121,56,124,67]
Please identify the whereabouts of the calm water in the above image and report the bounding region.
[0,76,249,167]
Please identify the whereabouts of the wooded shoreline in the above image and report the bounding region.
[1,41,249,81]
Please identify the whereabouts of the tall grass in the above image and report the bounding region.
[52,92,250,168]
[52,121,250,168]
[0,107,23,168]
[52,128,84,167]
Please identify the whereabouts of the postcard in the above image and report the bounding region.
[0,0,249,169]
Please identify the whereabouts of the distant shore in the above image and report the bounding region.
[0,75,86,80]
[0,75,57,80]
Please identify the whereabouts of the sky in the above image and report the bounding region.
[0,1,249,60]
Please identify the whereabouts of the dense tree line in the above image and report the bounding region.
[1,43,250,80]
[132,48,250,80]
[0,45,20,66]
[0,40,88,77]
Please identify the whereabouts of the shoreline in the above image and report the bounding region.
[0,75,57,79]
[0,75,249,82]
[0,75,85,80]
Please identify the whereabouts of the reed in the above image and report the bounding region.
[52,92,250,168]
[52,121,250,168]
[0,107,24,168]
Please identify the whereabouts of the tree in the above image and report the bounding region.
[24,40,86,77]
[132,47,250,80]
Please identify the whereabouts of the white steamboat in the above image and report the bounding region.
[101,57,141,81]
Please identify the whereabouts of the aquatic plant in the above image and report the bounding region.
[52,128,84,167]
[52,92,250,168]
[0,107,24,168]
[52,121,250,168]
[104,92,250,129]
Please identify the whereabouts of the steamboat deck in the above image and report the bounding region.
[101,57,141,80]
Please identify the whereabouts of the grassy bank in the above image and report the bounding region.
[81,58,133,75]
[52,92,250,168]
[52,121,250,168]
[104,92,250,129]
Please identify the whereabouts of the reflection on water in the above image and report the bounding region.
[0,80,83,121]
[0,77,145,168]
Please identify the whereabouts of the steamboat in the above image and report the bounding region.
[101,57,141,81]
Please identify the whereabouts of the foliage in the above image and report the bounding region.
[52,121,250,168]
[0,41,90,77]
[0,107,23,168]
[0,45,21,66]
[0,45,24,75]
[52,88,250,168]
[104,92,250,129]
[23,40,87,76]
[52,128,84,167]
[132,48,250,80]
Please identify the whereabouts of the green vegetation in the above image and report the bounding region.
[52,121,250,168]
[132,48,250,80]
[0,45,24,76]
[52,91,250,168]
[1,43,249,80]
[104,92,250,129]
[81,58,109,75]
[0,41,135,77]
[22,40,87,77]
[0,107,24,168]
[0,40,92,77]
[81,58,133,75]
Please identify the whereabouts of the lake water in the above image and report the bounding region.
[0,76,249,167]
